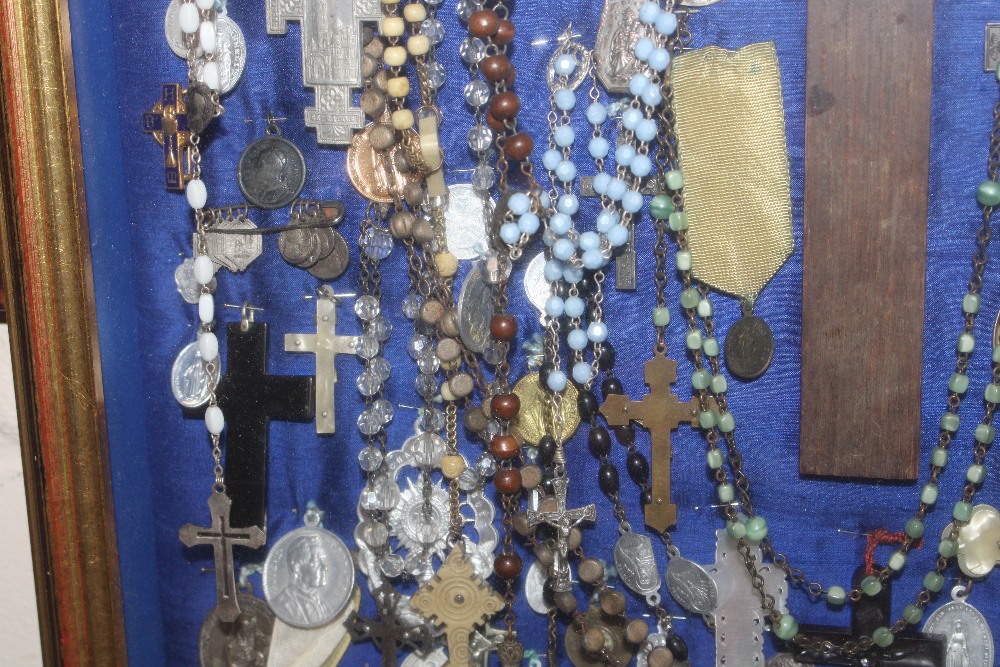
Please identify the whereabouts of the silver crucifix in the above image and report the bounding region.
[526,476,596,592]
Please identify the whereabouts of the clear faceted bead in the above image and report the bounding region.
[404,553,431,578]
[455,0,473,21]
[422,18,445,44]
[380,553,405,578]
[370,357,391,383]
[408,333,432,360]
[410,432,446,466]
[361,520,389,547]
[467,124,493,152]
[472,164,497,191]
[482,419,501,445]
[464,80,491,107]
[361,228,394,260]
[458,467,481,491]
[360,488,382,511]
[358,410,382,436]
[417,351,441,374]
[416,373,439,399]
[425,61,446,89]
[372,398,395,424]
[355,295,380,320]
[425,0,443,7]
[459,37,486,64]
[357,370,382,397]
[476,452,497,478]
[355,334,380,360]
[370,315,393,342]
[482,341,504,365]
[358,445,385,471]
[423,407,447,432]
[402,293,424,319]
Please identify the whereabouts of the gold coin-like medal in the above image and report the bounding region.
[347,123,419,203]
[510,373,580,445]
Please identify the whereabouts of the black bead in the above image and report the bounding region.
[577,390,599,420]
[598,463,620,494]
[542,577,556,606]
[577,273,595,295]
[589,426,612,457]
[641,489,653,506]
[627,452,650,484]
[538,435,556,464]
[540,477,555,497]
[597,343,616,371]
[537,522,557,543]
[665,633,688,661]
[602,376,624,397]
[612,423,635,446]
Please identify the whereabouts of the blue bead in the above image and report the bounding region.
[608,224,629,247]
[573,362,593,385]
[615,144,636,166]
[554,125,576,148]
[564,296,585,317]
[563,265,584,284]
[623,108,643,130]
[518,212,540,235]
[538,191,551,208]
[641,85,662,107]
[634,37,655,62]
[588,321,609,343]
[586,102,608,126]
[579,231,600,250]
[596,210,619,233]
[592,172,612,195]
[549,213,572,235]
[508,192,530,215]
[499,222,521,245]
[635,119,657,143]
[583,248,606,270]
[568,328,589,350]
[589,136,610,159]
[648,48,671,72]
[655,11,678,36]
[622,190,644,213]
[545,296,565,317]
[630,154,652,178]
[558,194,580,215]
[554,54,577,76]
[553,238,576,261]
[638,1,661,25]
[554,88,576,111]
[541,230,555,247]
[547,370,568,392]
[606,178,628,201]
[542,149,562,172]
[555,160,577,183]
[544,259,564,281]
[628,73,650,97]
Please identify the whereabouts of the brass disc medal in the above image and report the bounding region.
[724,312,775,381]
[347,122,420,203]
[510,373,580,445]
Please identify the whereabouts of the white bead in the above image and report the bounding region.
[178,3,200,33]
[194,255,215,285]
[195,0,215,9]
[201,61,220,91]
[199,293,214,324]
[205,406,224,435]
[198,331,219,362]
[186,178,208,209]
[199,21,217,54]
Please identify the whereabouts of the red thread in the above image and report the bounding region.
[864,528,923,575]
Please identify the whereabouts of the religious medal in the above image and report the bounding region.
[198,592,274,667]
[987,24,1000,72]
[164,0,201,58]
[922,585,994,667]
[522,252,552,316]
[444,184,493,260]
[724,312,775,382]
[594,0,655,94]
[175,257,217,304]
[511,372,580,446]
[665,555,719,615]
[943,504,1000,579]
[237,118,306,210]
[268,586,360,667]
[190,13,247,96]
[524,561,553,615]
[262,508,355,629]
[304,232,350,281]
[457,262,496,354]
[198,210,262,273]
[564,604,636,667]
[347,119,421,203]
[172,341,220,409]
[614,530,662,605]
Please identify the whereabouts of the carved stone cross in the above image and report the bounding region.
[266,0,381,145]
[411,547,505,667]
[142,82,192,190]
[179,490,266,623]
[601,352,698,533]
[285,291,358,434]
[526,476,596,592]
[346,581,433,667]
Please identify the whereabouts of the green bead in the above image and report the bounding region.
[888,551,906,572]
[649,195,675,220]
[699,410,718,429]
[977,179,1000,207]
[872,627,894,648]
[940,412,960,433]
[691,369,711,390]
[924,572,944,592]
[707,448,724,469]
[666,169,684,191]
[773,614,798,641]
[938,538,958,558]
[975,424,995,445]
[668,211,688,231]
[652,307,671,327]
[986,383,1000,404]
[696,299,714,318]
[703,337,720,357]
[711,374,728,394]
[686,330,703,350]
[746,516,768,542]
[718,483,735,504]
[826,586,847,605]
[718,412,736,433]
[680,288,700,309]
[861,576,882,597]
[963,293,981,314]
[949,373,970,394]
[931,447,948,468]
[676,249,692,271]
[954,501,973,522]
[726,520,746,540]
[905,518,925,539]
[920,483,939,506]
[903,604,924,625]
[958,333,975,354]
[967,464,986,485]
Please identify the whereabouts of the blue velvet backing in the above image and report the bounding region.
[70,0,1000,665]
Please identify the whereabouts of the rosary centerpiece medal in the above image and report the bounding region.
[237,116,307,210]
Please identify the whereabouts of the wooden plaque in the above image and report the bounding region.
[801,0,933,479]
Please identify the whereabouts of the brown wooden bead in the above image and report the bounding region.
[568,526,583,551]
[647,647,675,667]
[360,88,386,119]
[490,434,520,460]
[363,35,384,58]
[361,54,379,79]
[490,91,521,120]
[494,19,515,45]
[448,373,475,399]
[505,68,517,89]
[582,627,607,655]
[504,132,534,161]
[494,468,522,494]
[490,314,518,341]
[372,69,389,92]
[520,464,542,490]
[486,111,506,134]
[554,591,578,615]
[534,543,554,566]
[512,512,532,537]
[411,219,434,244]
[599,590,627,617]
[436,337,462,363]
[491,393,521,420]
[481,54,512,83]
[493,552,522,579]
[578,557,605,585]
[369,123,396,151]
[439,308,460,338]
[468,9,500,38]
[625,619,649,645]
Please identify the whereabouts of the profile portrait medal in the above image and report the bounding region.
[237,115,307,210]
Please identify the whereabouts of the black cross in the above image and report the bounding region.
[346,581,433,667]
[791,565,945,667]
[216,321,314,529]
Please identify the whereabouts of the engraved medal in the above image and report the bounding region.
[198,592,274,667]
[198,213,262,273]
[665,555,718,615]
[237,123,307,210]
[444,184,493,260]
[172,341,220,409]
[614,531,662,604]
[923,586,994,667]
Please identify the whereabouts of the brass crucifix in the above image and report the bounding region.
[601,353,699,533]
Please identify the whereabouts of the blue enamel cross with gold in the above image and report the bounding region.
[142,83,192,190]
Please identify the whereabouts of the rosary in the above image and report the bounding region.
[142,0,1000,665]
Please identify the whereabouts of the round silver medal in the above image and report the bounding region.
[922,585,994,667]
[444,184,493,260]
[525,560,553,614]
[198,593,274,667]
[175,257,216,305]
[263,511,355,629]
[237,135,307,210]
[457,264,496,354]
[523,252,552,315]
[164,0,199,59]
[171,342,220,409]
[665,556,719,615]
[190,16,247,95]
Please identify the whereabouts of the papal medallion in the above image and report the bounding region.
[444,184,493,260]
[724,314,775,381]
[199,593,274,667]
[172,341,220,409]
[237,130,306,210]
[923,586,994,667]
[262,509,355,629]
